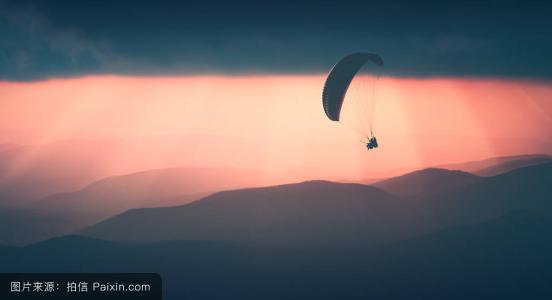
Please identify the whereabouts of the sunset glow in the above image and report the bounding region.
[1,76,551,181]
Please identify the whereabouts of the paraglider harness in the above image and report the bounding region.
[364,133,378,150]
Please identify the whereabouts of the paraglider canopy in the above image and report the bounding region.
[322,53,383,122]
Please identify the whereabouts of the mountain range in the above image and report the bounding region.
[1,157,551,299]
[35,167,282,214]
[438,153,552,176]
[2,209,551,299]
[1,153,550,248]
[372,168,481,196]
[0,166,295,245]
[80,163,552,249]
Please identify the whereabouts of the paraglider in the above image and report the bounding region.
[365,135,378,150]
[322,53,383,150]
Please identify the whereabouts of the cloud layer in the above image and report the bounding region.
[1,0,552,80]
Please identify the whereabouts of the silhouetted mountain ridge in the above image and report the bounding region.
[423,162,552,229]
[80,163,552,249]
[80,180,418,247]
[3,155,551,247]
[373,168,481,196]
[365,210,552,299]
[4,208,552,299]
[35,167,285,214]
[0,208,105,246]
[438,153,552,176]
[476,155,552,176]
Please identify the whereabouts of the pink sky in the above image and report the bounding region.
[1,75,551,180]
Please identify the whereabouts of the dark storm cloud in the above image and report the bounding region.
[1,0,552,80]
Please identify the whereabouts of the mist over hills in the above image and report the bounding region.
[438,153,552,176]
[0,138,312,207]
[0,142,119,206]
[476,154,552,176]
[373,168,481,196]
[80,163,552,249]
[1,136,547,209]
[1,158,551,299]
[1,154,550,249]
[0,208,104,246]
[35,167,281,214]
[2,166,294,246]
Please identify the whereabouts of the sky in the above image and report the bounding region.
[1,0,552,80]
[1,76,551,179]
[1,0,552,179]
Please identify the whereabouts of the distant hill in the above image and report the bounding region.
[4,210,552,299]
[80,181,420,247]
[0,137,319,207]
[19,167,299,246]
[35,167,286,215]
[80,163,552,248]
[423,162,552,230]
[438,153,552,176]
[0,236,258,300]
[0,142,126,206]
[4,155,551,247]
[476,155,552,176]
[372,168,481,196]
[0,208,104,246]
[364,210,552,300]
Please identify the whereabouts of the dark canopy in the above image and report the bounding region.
[322,53,383,121]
